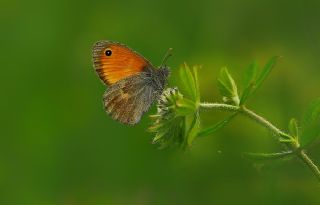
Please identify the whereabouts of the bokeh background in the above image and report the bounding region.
[1,0,320,204]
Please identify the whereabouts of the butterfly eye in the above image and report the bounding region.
[105,49,112,56]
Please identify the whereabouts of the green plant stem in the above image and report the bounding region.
[240,106,292,139]
[199,102,239,111]
[298,150,320,181]
[199,102,320,181]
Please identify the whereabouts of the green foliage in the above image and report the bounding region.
[243,151,294,161]
[197,112,238,138]
[217,67,240,105]
[179,63,200,104]
[288,118,299,140]
[300,98,320,147]
[240,61,259,104]
[276,118,300,147]
[240,56,280,105]
[255,56,279,91]
[151,59,320,150]
[175,97,197,116]
[149,88,189,148]
[179,64,201,146]
[149,59,320,181]
[186,112,201,146]
[192,65,201,104]
[150,64,201,148]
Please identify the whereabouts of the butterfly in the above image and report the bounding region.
[92,40,171,125]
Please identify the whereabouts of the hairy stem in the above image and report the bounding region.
[199,102,320,181]
[240,106,292,139]
[200,102,239,111]
[298,150,320,181]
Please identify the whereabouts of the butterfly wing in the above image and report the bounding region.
[92,40,153,85]
[103,72,158,125]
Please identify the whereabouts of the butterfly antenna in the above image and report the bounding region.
[160,48,173,67]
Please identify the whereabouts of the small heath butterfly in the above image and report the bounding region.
[92,40,171,125]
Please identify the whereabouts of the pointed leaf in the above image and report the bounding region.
[175,98,196,116]
[243,61,259,88]
[217,67,239,105]
[243,151,294,161]
[302,98,320,128]
[288,118,299,139]
[197,112,238,138]
[186,112,201,146]
[179,64,197,101]
[300,98,320,147]
[240,61,259,104]
[192,65,201,103]
[254,56,280,92]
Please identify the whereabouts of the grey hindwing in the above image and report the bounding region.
[103,73,160,125]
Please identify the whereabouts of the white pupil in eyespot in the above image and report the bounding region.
[105,50,112,56]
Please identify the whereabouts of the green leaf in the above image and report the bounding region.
[149,88,190,149]
[179,63,197,101]
[288,118,299,139]
[300,98,320,147]
[217,67,239,105]
[243,61,259,88]
[255,56,280,93]
[279,138,295,143]
[302,98,320,127]
[188,113,200,146]
[192,65,201,103]
[240,57,280,105]
[243,151,294,161]
[197,112,238,138]
[184,112,200,148]
[240,61,259,105]
[175,98,196,116]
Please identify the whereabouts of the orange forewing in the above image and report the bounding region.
[93,41,152,85]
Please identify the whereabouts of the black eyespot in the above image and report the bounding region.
[105,49,112,56]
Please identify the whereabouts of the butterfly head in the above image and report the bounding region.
[157,47,172,81]
[151,66,170,93]
[158,65,170,78]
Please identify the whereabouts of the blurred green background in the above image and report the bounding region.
[1,0,320,204]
